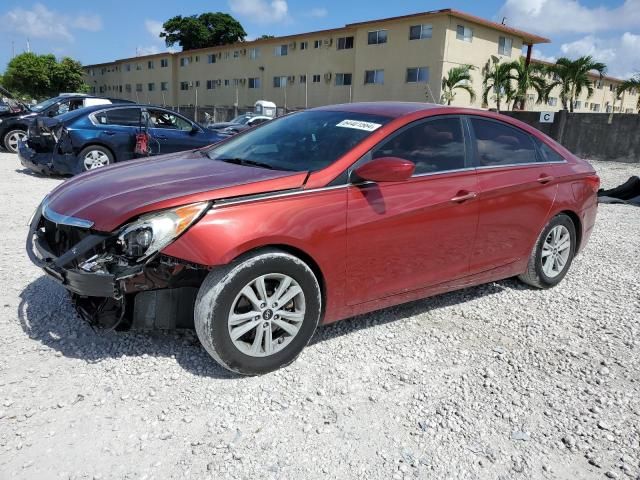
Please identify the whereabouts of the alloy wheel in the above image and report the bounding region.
[228,273,306,357]
[83,150,110,170]
[541,225,571,278]
[7,131,26,152]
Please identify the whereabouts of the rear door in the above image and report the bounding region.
[93,107,142,161]
[346,116,479,305]
[466,116,559,273]
[147,109,202,154]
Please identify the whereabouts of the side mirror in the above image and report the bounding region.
[190,124,199,134]
[352,157,415,183]
[47,110,56,117]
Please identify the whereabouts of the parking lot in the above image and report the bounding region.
[0,151,638,479]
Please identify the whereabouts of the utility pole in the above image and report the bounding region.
[305,74,308,109]
[194,86,198,122]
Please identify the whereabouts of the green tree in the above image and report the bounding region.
[508,57,549,110]
[259,35,275,39]
[160,12,246,51]
[482,55,515,112]
[2,52,88,99]
[617,74,640,112]
[546,56,607,112]
[440,64,476,105]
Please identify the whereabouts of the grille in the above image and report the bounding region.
[42,218,92,260]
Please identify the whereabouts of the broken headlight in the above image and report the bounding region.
[117,202,209,261]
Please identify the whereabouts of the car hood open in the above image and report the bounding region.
[45,149,308,232]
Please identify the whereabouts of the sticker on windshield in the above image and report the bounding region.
[336,119,382,132]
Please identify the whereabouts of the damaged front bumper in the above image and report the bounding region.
[18,140,78,176]
[26,201,208,330]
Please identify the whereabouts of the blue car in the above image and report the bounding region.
[18,104,228,175]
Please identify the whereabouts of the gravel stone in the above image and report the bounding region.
[0,154,639,479]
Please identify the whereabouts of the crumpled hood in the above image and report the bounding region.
[45,150,307,232]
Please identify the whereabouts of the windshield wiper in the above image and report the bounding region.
[215,157,275,170]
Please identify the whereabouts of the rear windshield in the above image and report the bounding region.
[206,110,392,172]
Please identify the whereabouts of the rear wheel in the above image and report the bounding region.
[518,214,576,288]
[78,145,113,171]
[194,249,321,375]
[3,129,27,154]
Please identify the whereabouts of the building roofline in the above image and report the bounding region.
[83,7,550,68]
[529,57,628,83]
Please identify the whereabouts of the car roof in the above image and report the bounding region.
[313,101,444,118]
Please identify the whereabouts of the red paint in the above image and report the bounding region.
[47,103,598,325]
[353,157,415,182]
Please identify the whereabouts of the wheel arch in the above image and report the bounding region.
[557,209,582,252]
[78,142,117,162]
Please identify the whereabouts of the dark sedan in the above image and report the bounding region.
[18,104,228,175]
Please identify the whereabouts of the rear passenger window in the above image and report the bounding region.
[471,118,537,166]
[536,139,565,163]
[105,108,142,127]
[373,117,466,174]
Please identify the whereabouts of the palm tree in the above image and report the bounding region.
[508,57,549,110]
[482,55,515,112]
[440,65,476,105]
[546,56,607,112]
[617,74,640,112]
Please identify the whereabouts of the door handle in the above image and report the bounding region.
[102,130,116,136]
[450,191,478,203]
[538,174,554,184]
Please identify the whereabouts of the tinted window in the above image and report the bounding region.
[148,109,192,131]
[105,108,142,127]
[471,118,537,166]
[373,118,466,174]
[536,139,565,163]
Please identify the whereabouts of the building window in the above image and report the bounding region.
[314,39,322,48]
[206,80,215,90]
[148,83,155,91]
[609,84,614,91]
[208,54,216,64]
[337,36,354,50]
[367,30,388,45]
[548,97,558,106]
[125,64,131,72]
[248,77,261,89]
[224,79,230,87]
[135,63,142,71]
[233,50,240,59]
[335,73,352,86]
[249,47,260,59]
[312,74,321,83]
[273,76,288,88]
[300,41,308,50]
[574,100,582,109]
[409,24,432,40]
[406,67,429,83]
[180,82,189,91]
[148,60,154,69]
[160,58,168,68]
[180,57,189,67]
[161,82,168,91]
[456,25,473,42]
[136,83,143,92]
[224,52,230,60]
[596,80,603,89]
[194,56,199,62]
[125,84,132,93]
[591,103,600,112]
[365,69,384,85]
[300,74,307,84]
[274,45,288,56]
[498,36,513,56]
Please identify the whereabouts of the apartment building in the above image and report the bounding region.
[83,8,638,113]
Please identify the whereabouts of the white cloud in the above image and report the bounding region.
[228,0,289,23]
[136,45,160,56]
[145,20,164,39]
[308,7,328,18]
[532,52,557,63]
[0,3,102,42]
[499,0,640,35]
[560,33,640,78]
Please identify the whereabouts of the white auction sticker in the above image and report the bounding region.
[336,119,382,132]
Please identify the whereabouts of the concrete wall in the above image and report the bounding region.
[503,110,640,163]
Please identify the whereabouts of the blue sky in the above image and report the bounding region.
[0,0,638,78]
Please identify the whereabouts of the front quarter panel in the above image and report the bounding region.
[161,188,348,322]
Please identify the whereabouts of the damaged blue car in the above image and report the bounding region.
[18,104,228,175]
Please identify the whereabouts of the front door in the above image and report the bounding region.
[147,108,200,154]
[346,116,479,305]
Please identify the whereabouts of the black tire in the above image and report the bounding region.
[77,145,114,172]
[194,249,321,375]
[3,129,27,154]
[518,214,577,289]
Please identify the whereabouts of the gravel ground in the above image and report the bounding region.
[0,152,638,480]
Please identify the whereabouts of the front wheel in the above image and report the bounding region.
[518,214,577,288]
[3,129,27,154]
[194,249,322,375]
[78,145,113,171]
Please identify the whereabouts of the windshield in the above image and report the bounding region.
[30,96,62,112]
[206,110,391,172]
[230,114,252,125]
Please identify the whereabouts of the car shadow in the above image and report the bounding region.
[18,275,520,378]
[14,168,67,180]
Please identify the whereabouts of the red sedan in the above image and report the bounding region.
[27,102,599,374]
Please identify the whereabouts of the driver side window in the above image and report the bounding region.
[148,109,192,131]
[372,117,466,174]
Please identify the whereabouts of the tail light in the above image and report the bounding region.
[585,174,600,193]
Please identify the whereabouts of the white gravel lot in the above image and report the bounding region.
[0,152,638,480]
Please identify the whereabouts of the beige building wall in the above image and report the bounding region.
[83,10,639,115]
